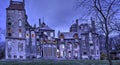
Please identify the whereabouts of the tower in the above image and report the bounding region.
[5,0,26,59]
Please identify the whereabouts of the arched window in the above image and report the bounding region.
[74,43,78,48]
[73,33,78,39]
[60,44,65,57]
[8,18,11,26]
[60,44,65,49]
[18,19,22,26]
[32,34,35,37]
[67,42,72,50]
[19,32,22,37]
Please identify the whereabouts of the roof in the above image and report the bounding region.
[60,32,77,39]
[7,1,24,10]
[39,25,54,31]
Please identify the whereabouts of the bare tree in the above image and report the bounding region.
[76,0,120,65]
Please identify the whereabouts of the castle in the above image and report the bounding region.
[5,0,100,60]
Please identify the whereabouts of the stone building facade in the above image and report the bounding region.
[5,0,100,60]
[57,19,100,60]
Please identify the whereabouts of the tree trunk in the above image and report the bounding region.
[105,34,112,65]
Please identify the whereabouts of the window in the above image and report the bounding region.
[19,29,21,32]
[60,44,65,49]
[8,28,11,33]
[96,39,99,46]
[18,11,22,15]
[37,46,40,52]
[19,20,22,26]
[14,55,17,58]
[74,34,78,39]
[90,44,93,46]
[20,56,23,59]
[32,34,35,37]
[8,33,12,36]
[91,49,94,54]
[50,32,54,37]
[36,39,39,41]
[89,33,92,37]
[67,43,72,50]
[83,41,85,46]
[8,22,12,25]
[74,43,78,48]
[8,55,11,58]
[68,51,71,57]
[18,29,22,37]
[82,36,85,40]
[26,34,29,36]
[75,51,78,57]
[37,36,39,38]
[19,33,22,37]
[83,52,87,55]
[44,32,47,35]
[18,43,23,51]
[8,46,12,53]
[97,50,99,54]
[60,34,64,39]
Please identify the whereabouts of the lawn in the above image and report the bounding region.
[0,59,120,65]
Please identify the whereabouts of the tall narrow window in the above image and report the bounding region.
[32,34,35,37]
[19,20,22,26]
[8,28,11,33]
[18,43,23,51]
[19,29,22,37]
[50,32,54,37]
[74,43,78,48]
[8,28,12,36]
[8,18,11,26]
[19,29,21,32]
[83,41,85,46]
[8,41,12,53]
[19,33,22,37]
[97,50,99,54]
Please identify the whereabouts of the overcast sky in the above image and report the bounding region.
[0,0,119,41]
[0,0,91,38]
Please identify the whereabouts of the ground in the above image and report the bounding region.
[0,59,120,65]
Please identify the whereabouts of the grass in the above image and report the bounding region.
[0,59,120,65]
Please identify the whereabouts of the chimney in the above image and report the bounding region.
[39,18,41,27]
[58,30,60,38]
[34,24,36,28]
[76,19,79,32]
[91,17,96,32]
[76,19,78,25]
